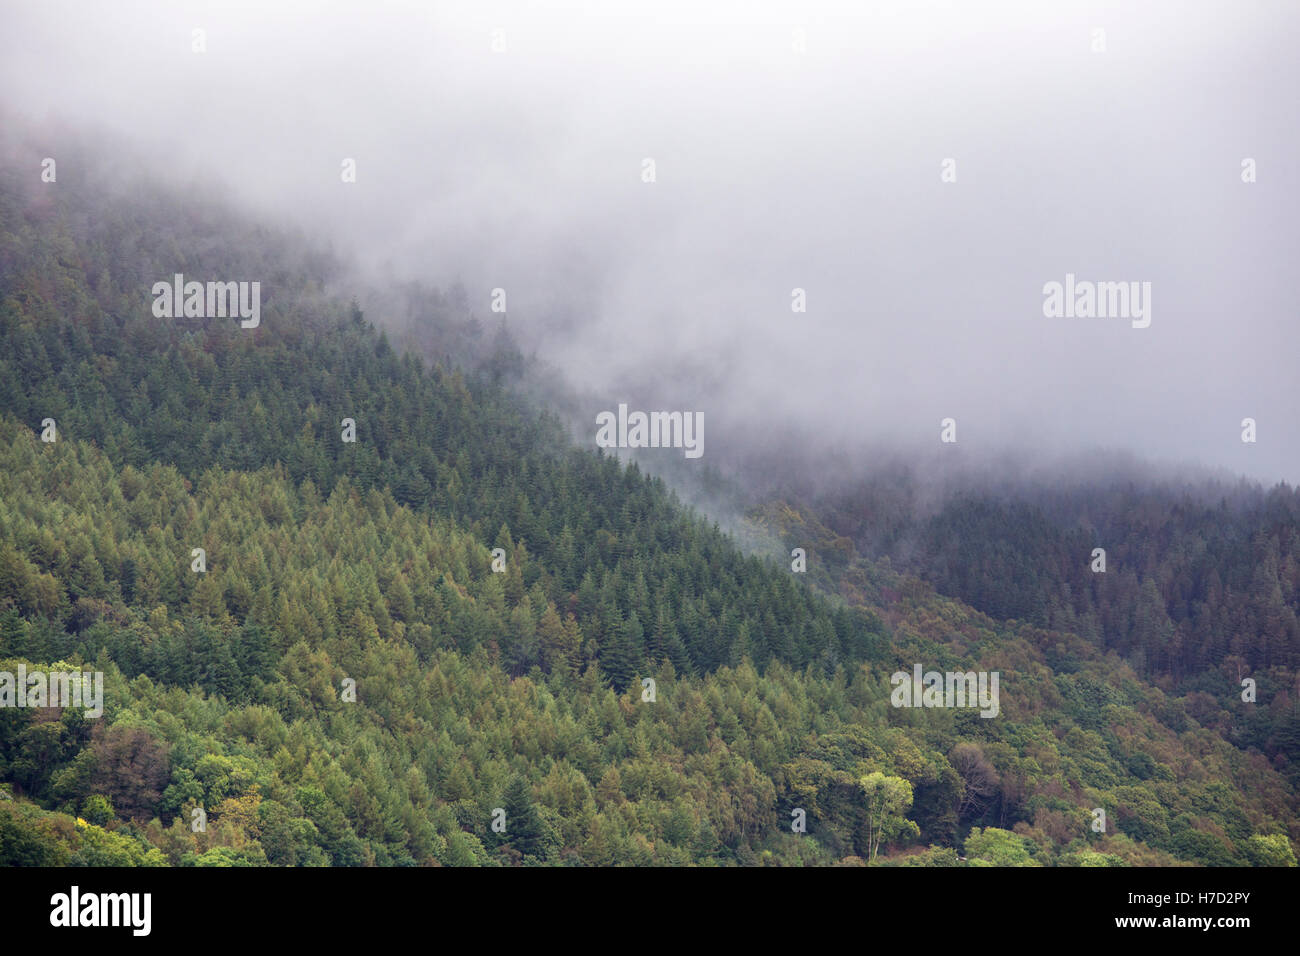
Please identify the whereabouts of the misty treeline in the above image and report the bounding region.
[746,470,1300,749]
[0,152,1295,867]
[903,486,1298,681]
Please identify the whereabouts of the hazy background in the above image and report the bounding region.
[3,0,1297,484]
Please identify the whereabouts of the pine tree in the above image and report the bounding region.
[601,612,643,692]
[499,775,544,859]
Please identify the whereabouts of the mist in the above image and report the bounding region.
[3,0,1297,485]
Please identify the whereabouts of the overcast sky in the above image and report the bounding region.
[3,0,1297,484]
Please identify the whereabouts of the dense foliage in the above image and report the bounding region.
[754,475,1300,793]
[0,153,1295,866]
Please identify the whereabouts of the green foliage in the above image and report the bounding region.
[860,772,918,861]
[964,827,1039,867]
[1243,833,1297,867]
[0,163,1293,868]
[81,793,114,826]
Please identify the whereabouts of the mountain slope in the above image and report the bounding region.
[0,153,1295,866]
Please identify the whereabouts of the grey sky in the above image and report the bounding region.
[3,0,1297,483]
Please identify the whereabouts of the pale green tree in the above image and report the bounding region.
[860,771,919,861]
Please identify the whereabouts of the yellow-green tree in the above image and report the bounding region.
[860,772,918,861]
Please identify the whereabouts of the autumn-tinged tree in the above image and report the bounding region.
[949,743,1000,822]
[89,724,171,821]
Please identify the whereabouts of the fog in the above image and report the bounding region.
[3,0,1298,484]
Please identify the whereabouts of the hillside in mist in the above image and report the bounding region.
[2,0,1298,878]
[4,1,1297,483]
[0,140,1296,867]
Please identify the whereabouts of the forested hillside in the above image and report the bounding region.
[749,473,1300,793]
[0,156,1295,866]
